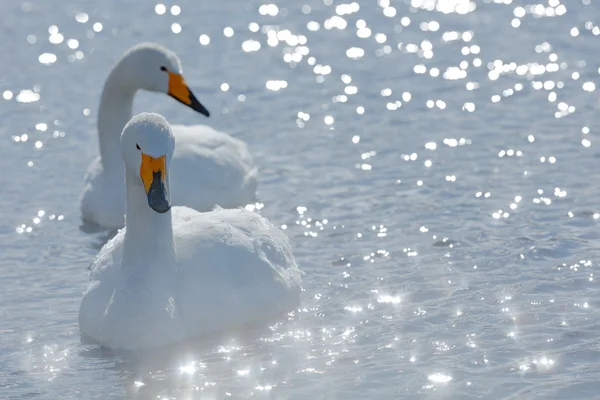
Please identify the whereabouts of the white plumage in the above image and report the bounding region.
[78,113,301,350]
[80,43,257,229]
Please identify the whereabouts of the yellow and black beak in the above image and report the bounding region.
[140,153,171,213]
[166,71,210,117]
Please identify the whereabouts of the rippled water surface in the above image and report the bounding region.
[2,0,600,398]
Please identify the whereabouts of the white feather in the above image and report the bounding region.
[78,113,300,350]
[80,43,257,229]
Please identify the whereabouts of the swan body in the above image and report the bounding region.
[78,113,301,350]
[80,42,257,229]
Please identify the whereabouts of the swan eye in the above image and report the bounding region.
[160,66,167,72]
[136,143,141,150]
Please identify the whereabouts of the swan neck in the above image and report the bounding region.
[97,67,136,170]
[122,168,176,269]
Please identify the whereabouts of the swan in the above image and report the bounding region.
[80,42,257,229]
[78,112,301,350]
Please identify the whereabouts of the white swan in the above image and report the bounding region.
[78,113,301,350]
[81,42,257,229]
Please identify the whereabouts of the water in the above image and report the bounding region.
[2,0,600,398]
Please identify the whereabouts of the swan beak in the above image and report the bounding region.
[167,72,210,117]
[140,153,171,213]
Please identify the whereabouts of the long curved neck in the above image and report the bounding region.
[122,168,176,271]
[98,66,137,171]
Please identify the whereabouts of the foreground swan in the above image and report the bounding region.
[78,113,301,350]
[81,42,257,229]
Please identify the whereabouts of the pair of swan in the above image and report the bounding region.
[78,44,302,350]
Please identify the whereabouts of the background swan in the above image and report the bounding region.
[80,42,257,229]
[78,112,301,350]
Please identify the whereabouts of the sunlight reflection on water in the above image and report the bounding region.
[2,0,600,398]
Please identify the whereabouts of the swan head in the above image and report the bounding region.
[121,112,175,214]
[120,42,210,117]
